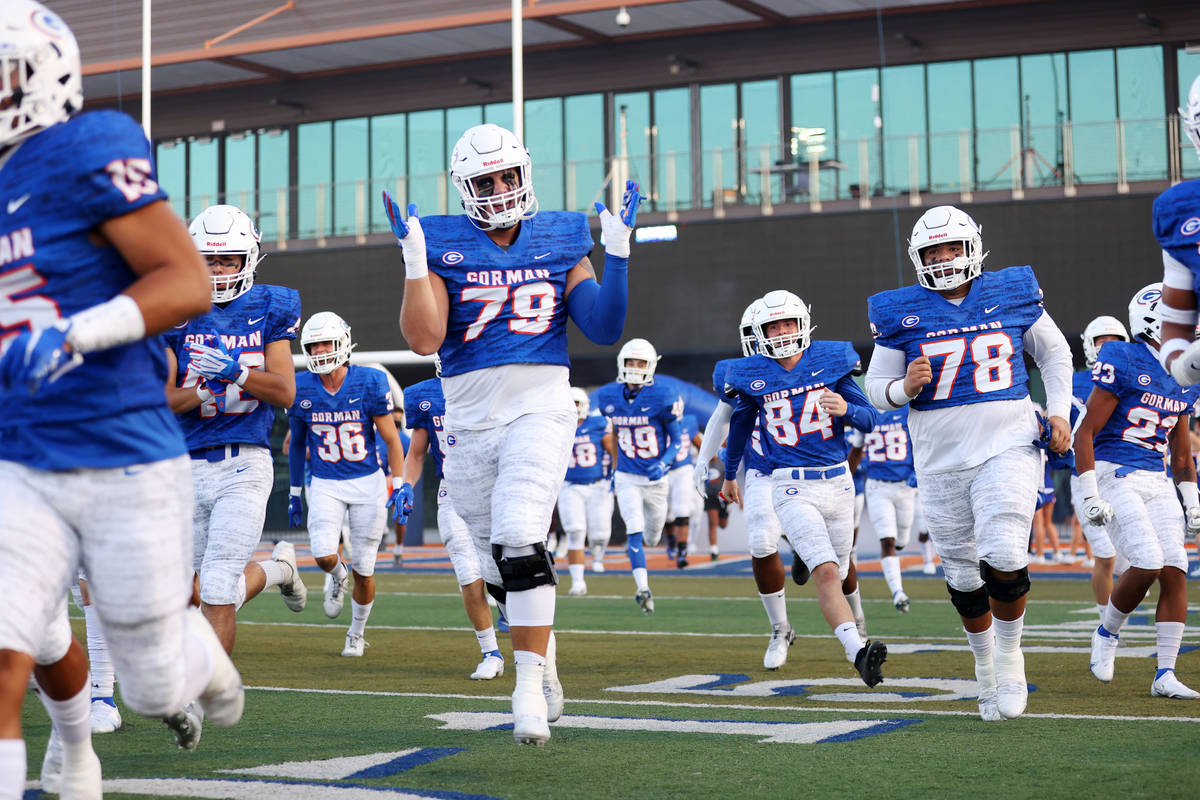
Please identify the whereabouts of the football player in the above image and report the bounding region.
[384,122,637,745]
[394,360,507,679]
[722,291,887,688]
[0,2,241,791]
[164,203,307,662]
[664,412,703,568]
[865,205,1073,721]
[1075,285,1200,698]
[558,387,615,596]
[862,407,917,613]
[287,313,406,656]
[1154,73,1200,385]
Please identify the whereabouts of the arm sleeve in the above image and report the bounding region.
[864,344,910,410]
[1163,250,1195,291]
[724,397,757,480]
[565,256,628,346]
[659,415,683,466]
[288,413,307,489]
[695,401,734,466]
[1024,310,1073,421]
[837,375,878,432]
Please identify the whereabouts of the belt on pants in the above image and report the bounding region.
[189,443,241,463]
[786,465,847,481]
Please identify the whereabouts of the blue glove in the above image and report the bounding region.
[646,460,670,481]
[618,179,643,228]
[288,495,303,528]
[905,473,918,488]
[382,192,417,240]
[187,340,243,383]
[1031,413,1052,451]
[0,320,83,393]
[387,482,415,525]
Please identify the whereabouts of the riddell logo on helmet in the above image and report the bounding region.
[482,159,504,167]
[207,241,227,247]
[927,232,948,240]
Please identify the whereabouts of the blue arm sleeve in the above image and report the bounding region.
[565,254,628,345]
[288,414,307,489]
[724,397,757,480]
[659,415,683,467]
[837,375,878,433]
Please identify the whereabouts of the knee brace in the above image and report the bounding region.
[946,584,990,619]
[485,582,507,607]
[980,561,1031,603]
[492,543,558,592]
[673,517,689,529]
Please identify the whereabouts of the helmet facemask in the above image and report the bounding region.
[739,300,761,356]
[1081,315,1129,368]
[616,338,660,386]
[753,291,812,359]
[908,206,987,292]
[1128,284,1163,349]
[450,124,538,231]
[571,387,590,421]
[207,254,256,305]
[190,205,263,304]
[0,3,82,150]
[301,312,354,374]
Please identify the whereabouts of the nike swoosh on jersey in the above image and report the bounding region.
[248,316,266,325]
[984,305,1000,313]
[811,369,824,376]
[640,406,652,411]
[7,194,30,213]
[533,251,552,260]
[349,398,361,403]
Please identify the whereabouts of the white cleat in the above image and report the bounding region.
[921,562,937,575]
[544,676,564,723]
[1089,627,1119,683]
[163,699,204,751]
[975,662,1002,722]
[273,540,308,612]
[567,583,587,596]
[636,589,655,614]
[994,646,1028,720]
[471,652,505,680]
[1151,670,1200,699]
[763,622,795,670]
[89,698,122,734]
[592,560,605,573]
[41,727,103,800]
[893,591,910,614]
[512,684,550,746]
[324,568,350,619]
[41,727,62,793]
[341,632,369,657]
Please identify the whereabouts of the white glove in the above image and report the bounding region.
[1169,339,1200,386]
[693,462,709,501]
[1077,470,1114,526]
[382,193,428,279]
[1179,482,1200,537]
[595,204,631,258]
[1186,506,1200,537]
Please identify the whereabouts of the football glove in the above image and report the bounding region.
[1186,506,1200,537]
[646,460,670,481]
[288,495,303,528]
[1169,339,1200,386]
[187,340,245,384]
[1083,496,1114,526]
[382,192,428,279]
[0,320,83,393]
[693,462,709,500]
[388,482,415,525]
[593,180,643,258]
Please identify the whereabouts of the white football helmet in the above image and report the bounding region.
[189,204,263,303]
[617,338,660,385]
[0,1,82,149]
[570,386,590,421]
[1128,283,1162,347]
[1081,315,1129,368]
[739,299,762,357]
[1182,72,1200,161]
[301,312,354,374]
[753,290,812,359]
[908,205,988,292]
[449,123,537,230]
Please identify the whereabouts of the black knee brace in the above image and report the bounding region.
[485,582,507,607]
[946,584,990,619]
[980,561,1031,603]
[492,543,558,592]
[673,517,689,528]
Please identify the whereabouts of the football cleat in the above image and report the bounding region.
[763,622,795,670]
[677,554,688,569]
[592,560,606,573]
[324,568,350,618]
[471,651,505,680]
[341,632,369,657]
[893,591,910,614]
[164,700,204,751]
[1089,627,1119,682]
[710,551,720,561]
[273,540,308,612]
[568,583,587,596]
[1151,670,1200,699]
[976,662,1002,722]
[40,726,102,798]
[994,645,1028,720]
[40,726,62,793]
[636,589,655,614]
[921,561,937,575]
[512,683,550,746]
[544,676,564,722]
[393,551,404,568]
[188,610,244,728]
[791,551,810,586]
[90,698,122,734]
[854,640,888,688]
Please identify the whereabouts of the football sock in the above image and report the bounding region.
[759,589,788,629]
[1101,604,1132,637]
[544,631,560,685]
[83,604,114,699]
[965,624,996,663]
[0,739,26,800]
[36,679,91,747]
[626,533,647,569]
[592,543,606,564]
[993,614,1024,655]
[880,555,903,596]
[633,568,650,593]
[475,626,498,654]
[568,563,585,586]
[844,588,866,633]
[1155,621,1185,673]
[349,600,373,637]
[330,561,349,584]
[259,557,289,588]
[834,621,864,662]
[921,538,936,565]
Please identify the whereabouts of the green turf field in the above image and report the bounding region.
[23,570,1200,799]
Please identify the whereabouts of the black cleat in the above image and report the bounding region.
[791,551,810,586]
[854,640,888,688]
[677,554,688,569]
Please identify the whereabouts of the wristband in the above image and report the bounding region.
[65,294,146,354]
[196,383,214,403]
[885,379,913,408]
[289,486,303,498]
[234,365,250,387]
[1179,481,1199,510]
[1077,470,1100,499]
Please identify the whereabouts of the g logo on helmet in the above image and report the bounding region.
[1137,374,1152,386]
[32,10,66,37]
[901,314,921,328]
[442,251,464,265]
[749,379,767,392]
[1181,217,1200,238]
[419,400,432,411]
[1140,289,1161,304]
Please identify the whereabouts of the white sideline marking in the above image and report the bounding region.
[609,675,978,703]
[217,750,420,779]
[245,685,1200,723]
[369,591,1127,606]
[50,779,439,799]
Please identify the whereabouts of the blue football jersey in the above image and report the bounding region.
[423,212,594,378]
[405,377,448,479]
[1090,341,1195,472]
[867,266,1045,411]
[289,365,393,481]
[595,381,683,477]
[375,427,408,477]
[1153,180,1200,291]
[0,111,186,470]
[565,414,610,484]
[862,407,915,483]
[712,357,772,473]
[164,284,301,449]
[1072,369,1094,404]
[725,341,875,469]
[671,414,698,468]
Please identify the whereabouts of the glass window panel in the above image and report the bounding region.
[881,64,925,194]
[1019,53,1067,187]
[613,91,651,205]
[927,61,973,193]
[407,109,445,216]
[789,72,836,201]
[1117,46,1166,181]
[444,107,482,214]
[1068,49,1117,184]
[699,83,737,207]
[564,94,603,212]
[224,134,255,215]
[257,129,289,242]
[835,68,880,198]
[187,137,218,219]
[297,122,331,239]
[370,114,405,234]
[653,87,691,210]
[155,141,186,220]
[485,102,513,131]
[333,117,368,237]
[972,57,1020,190]
[741,79,780,203]
[1179,49,1200,178]
[524,97,563,211]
